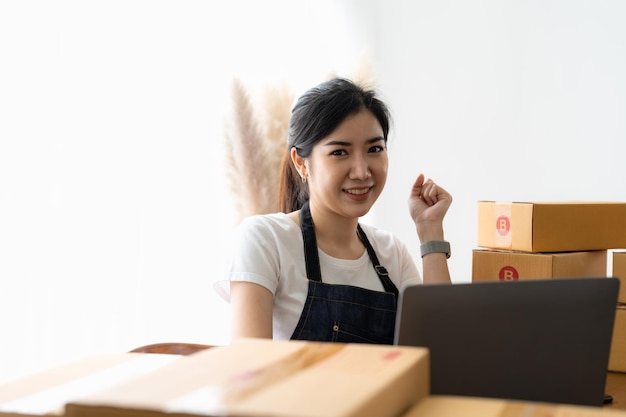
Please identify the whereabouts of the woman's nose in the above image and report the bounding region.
[349,155,371,179]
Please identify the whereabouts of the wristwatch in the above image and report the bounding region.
[420,240,451,259]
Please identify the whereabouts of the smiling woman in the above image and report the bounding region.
[216,78,453,344]
[0,0,374,383]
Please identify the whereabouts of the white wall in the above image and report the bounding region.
[0,0,370,382]
[1,0,625,383]
[372,0,626,283]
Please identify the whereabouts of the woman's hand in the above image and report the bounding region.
[408,173,453,242]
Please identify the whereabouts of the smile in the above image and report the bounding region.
[344,187,372,195]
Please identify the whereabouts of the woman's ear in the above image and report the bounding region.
[290,147,307,180]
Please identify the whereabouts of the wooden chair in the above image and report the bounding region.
[129,342,214,356]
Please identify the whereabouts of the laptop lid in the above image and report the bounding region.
[394,277,619,407]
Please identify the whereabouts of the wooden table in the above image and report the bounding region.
[605,371,626,409]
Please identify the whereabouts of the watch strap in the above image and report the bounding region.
[420,240,451,259]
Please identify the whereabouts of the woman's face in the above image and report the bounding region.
[304,108,388,220]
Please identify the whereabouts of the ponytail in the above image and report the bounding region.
[278,147,308,213]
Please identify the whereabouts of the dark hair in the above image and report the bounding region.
[278,78,391,213]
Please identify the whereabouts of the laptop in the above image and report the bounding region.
[394,277,619,407]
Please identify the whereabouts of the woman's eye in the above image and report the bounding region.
[331,149,347,156]
[369,145,385,153]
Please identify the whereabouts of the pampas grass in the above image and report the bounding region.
[223,78,293,223]
[259,80,293,214]
[223,78,268,221]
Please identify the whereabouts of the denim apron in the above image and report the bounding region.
[290,201,399,344]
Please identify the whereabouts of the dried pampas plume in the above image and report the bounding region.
[223,78,293,223]
[259,81,293,211]
[324,56,378,90]
[349,54,378,89]
[223,78,267,221]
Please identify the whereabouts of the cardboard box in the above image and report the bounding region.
[0,353,179,417]
[472,249,607,282]
[65,338,430,417]
[400,395,626,417]
[477,201,626,252]
[614,252,626,304]
[609,305,626,373]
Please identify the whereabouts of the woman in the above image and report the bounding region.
[217,78,452,344]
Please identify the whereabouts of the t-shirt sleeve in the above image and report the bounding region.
[397,238,423,291]
[213,215,281,302]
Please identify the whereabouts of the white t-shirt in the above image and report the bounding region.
[214,213,422,340]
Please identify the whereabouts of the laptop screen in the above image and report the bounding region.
[394,277,619,407]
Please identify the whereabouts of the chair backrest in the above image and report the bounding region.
[129,342,214,355]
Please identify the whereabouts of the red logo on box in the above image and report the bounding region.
[499,266,519,280]
[496,215,510,236]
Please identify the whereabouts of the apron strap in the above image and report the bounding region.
[300,201,323,282]
[357,225,399,296]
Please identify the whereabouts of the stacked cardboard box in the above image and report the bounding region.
[609,251,626,372]
[472,249,607,281]
[0,353,179,417]
[472,201,626,281]
[399,395,626,417]
[614,251,626,304]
